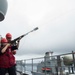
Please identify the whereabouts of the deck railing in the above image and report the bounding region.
[16,51,75,75]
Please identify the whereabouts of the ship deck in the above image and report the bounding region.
[6,71,29,75]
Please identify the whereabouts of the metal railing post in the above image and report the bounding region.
[32,59,33,73]
[44,56,47,75]
[24,60,26,73]
[72,51,75,73]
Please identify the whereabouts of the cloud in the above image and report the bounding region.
[0,0,75,59]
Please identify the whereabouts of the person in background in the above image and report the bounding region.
[0,38,17,75]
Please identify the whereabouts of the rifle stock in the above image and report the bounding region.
[10,27,38,44]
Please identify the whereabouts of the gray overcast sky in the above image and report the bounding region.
[0,0,75,60]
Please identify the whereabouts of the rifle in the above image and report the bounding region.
[10,27,38,44]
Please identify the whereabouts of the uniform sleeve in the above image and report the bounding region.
[11,46,18,51]
[0,48,2,54]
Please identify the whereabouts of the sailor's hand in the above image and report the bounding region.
[6,43,11,46]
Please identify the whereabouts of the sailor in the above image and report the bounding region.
[6,33,20,55]
[0,38,17,75]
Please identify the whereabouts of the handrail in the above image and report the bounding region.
[16,51,75,75]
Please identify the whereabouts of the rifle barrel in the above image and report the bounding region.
[10,27,38,44]
[34,27,38,31]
